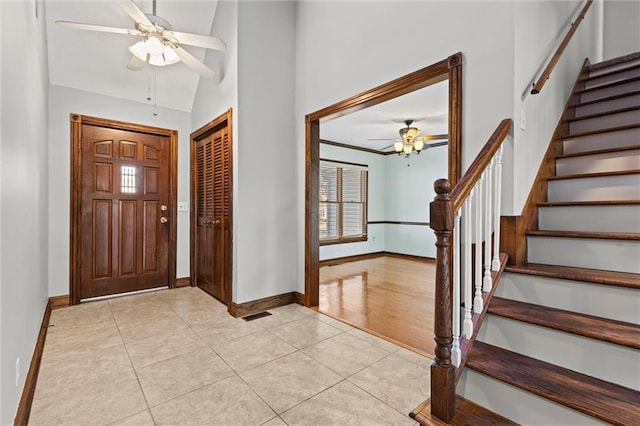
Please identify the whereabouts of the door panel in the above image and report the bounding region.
[193,121,232,304]
[79,124,171,299]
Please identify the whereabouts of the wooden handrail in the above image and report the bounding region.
[429,118,512,422]
[531,0,593,95]
[450,119,512,212]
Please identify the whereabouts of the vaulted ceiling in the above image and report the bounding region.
[46,0,219,112]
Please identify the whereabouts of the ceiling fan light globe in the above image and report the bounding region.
[393,141,404,153]
[145,35,164,56]
[149,54,166,67]
[403,144,412,155]
[163,46,180,65]
[129,41,148,61]
[413,139,424,152]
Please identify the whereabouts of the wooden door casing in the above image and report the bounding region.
[191,109,233,307]
[70,114,178,304]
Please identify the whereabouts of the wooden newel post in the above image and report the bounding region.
[430,178,456,422]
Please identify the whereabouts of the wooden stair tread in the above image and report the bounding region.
[538,200,640,206]
[569,89,640,108]
[563,123,640,139]
[556,144,640,159]
[488,297,640,349]
[589,52,640,72]
[581,63,640,82]
[505,263,640,289]
[526,229,640,240]
[565,105,640,123]
[410,396,517,426]
[467,341,640,425]
[547,168,640,180]
[575,75,640,95]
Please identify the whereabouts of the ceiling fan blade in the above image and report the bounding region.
[173,46,216,79]
[419,133,448,141]
[117,0,152,26]
[56,21,141,36]
[127,55,146,71]
[169,31,226,51]
[380,144,395,151]
[366,138,394,141]
[424,141,449,149]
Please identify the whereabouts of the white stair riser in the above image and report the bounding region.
[575,93,640,117]
[458,369,606,425]
[527,235,640,273]
[580,80,640,103]
[584,68,640,89]
[556,150,640,175]
[589,59,640,77]
[476,316,640,390]
[538,204,640,233]
[547,174,640,202]
[569,109,640,134]
[563,127,640,154]
[498,272,640,324]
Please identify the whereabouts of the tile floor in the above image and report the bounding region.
[31,287,431,425]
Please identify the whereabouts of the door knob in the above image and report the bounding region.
[160,205,168,211]
[160,217,168,224]
[213,219,221,226]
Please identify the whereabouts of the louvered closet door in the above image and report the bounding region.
[195,128,231,302]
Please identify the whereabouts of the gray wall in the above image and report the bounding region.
[603,0,640,60]
[0,0,50,422]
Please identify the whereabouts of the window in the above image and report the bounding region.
[319,160,368,244]
[121,166,136,193]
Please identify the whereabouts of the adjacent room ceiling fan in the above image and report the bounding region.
[56,0,225,79]
[376,120,448,157]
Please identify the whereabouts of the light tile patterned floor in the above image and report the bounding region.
[31,287,431,425]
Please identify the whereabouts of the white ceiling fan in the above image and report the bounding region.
[56,0,225,79]
[374,120,448,156]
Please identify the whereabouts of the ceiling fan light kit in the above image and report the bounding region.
[394,120,428,158]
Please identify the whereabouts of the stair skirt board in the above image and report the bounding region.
[580,80,640,103]
[538,204,640,233]
[474,315,640,390]
[589,58,640,77]
[575,93,640,117]
[562,127,640,154]
[569,109,640,134]
[546,174,640,202]
[527,236,640,273]
[457,369,607,425]
[497,272,640,324]
[584,67,640,90]
[555,149,640,175]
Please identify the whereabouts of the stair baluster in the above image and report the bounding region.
[462,192,474,338]
[492,147,503,271]
[473,172,484,313]
[452,210,462,367]
[483,162,493,291]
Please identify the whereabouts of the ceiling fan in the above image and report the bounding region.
[376,120,448,157]
[56,0,225,79]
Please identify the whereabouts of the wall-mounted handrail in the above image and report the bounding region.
[531,0,593,95]
[429,118,512,422]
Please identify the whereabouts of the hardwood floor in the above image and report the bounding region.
[319,255,436,357]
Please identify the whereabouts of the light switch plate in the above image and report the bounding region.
[177,202,188,212]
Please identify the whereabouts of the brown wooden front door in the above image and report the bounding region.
[191,110,232,304]
[71,115,177,302]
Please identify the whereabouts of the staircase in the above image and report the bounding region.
[458,53,640,424]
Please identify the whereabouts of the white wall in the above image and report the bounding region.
[48,85,192,297]
[233,1,297,303]
[0,0,50,422]
[384,146,448,258]
[318,144,386,260]
[295,1,515,292]
[603,0,640,60]
[512,0,599,213]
